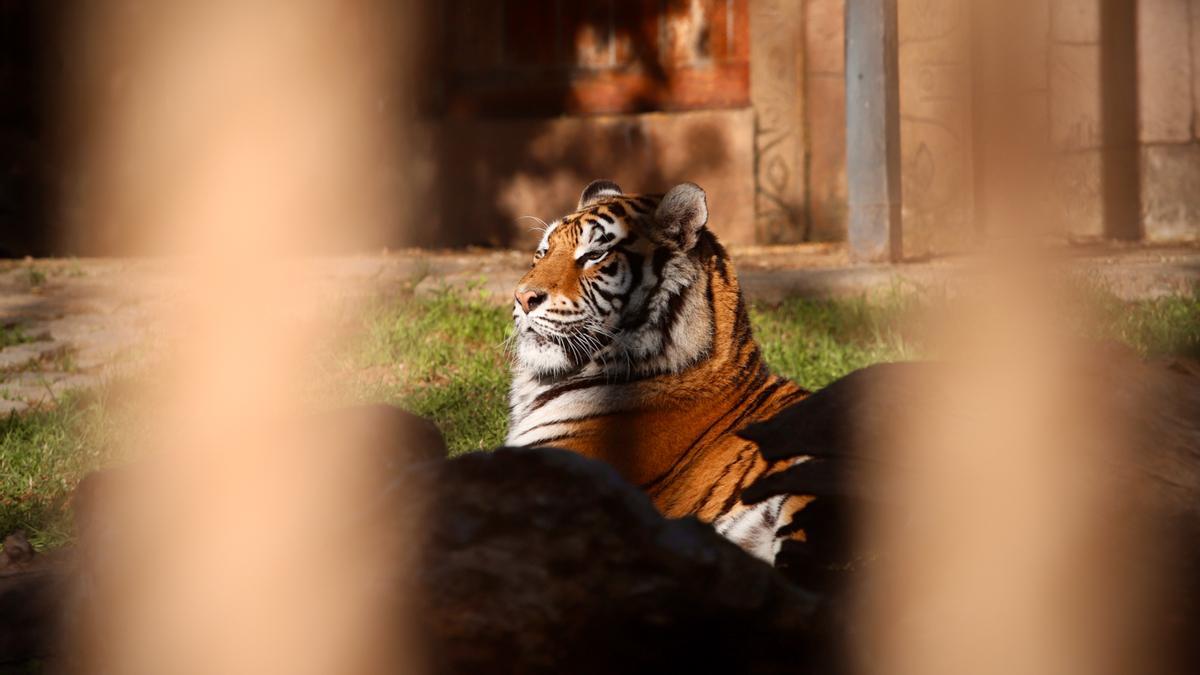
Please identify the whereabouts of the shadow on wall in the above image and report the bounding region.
[0,1,59,257]
[422,115,738,249]
[407,0,748,249]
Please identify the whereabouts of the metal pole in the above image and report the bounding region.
[846,0,902,262]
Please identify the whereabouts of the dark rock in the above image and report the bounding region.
[744,354,1200,669]
[1,531,34,567]
[406,447,825,675]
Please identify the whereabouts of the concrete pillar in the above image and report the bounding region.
[845,0,902,262]
[1049,0,1141,241]
[1139,0,1200,242]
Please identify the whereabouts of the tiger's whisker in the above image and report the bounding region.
[517,215,549,233]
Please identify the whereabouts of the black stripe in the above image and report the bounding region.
[684,380,788,514]
[759,501,776,530]
[617,249,671,332]
[731,294,753,345]
[707,231,729,261]
[641,451,694,492]
[651,247,671,278]
[519,431,581,448]
[538,316,577,327]
[517,411,609,436]
[713,250,730,285]
[705,275,717,350]
[656,285,693,351]
[642,378,781,495]
[529,376,607,411]
[731,348,765,390]
[719,450,767,517]
[625,250,644,288]
[717,379,786,444]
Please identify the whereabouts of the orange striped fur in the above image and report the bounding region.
[507,181,809,560]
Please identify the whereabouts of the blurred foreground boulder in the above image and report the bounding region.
[2,405,828,674]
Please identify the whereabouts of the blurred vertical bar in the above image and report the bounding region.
[845,0,901,262]
[54,2,423,673]
[970,0,1053,240]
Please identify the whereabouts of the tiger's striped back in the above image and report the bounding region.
[507,180,809,560]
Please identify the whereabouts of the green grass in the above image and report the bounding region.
[1092,293,1200,359]
[0,391,120,549]
[1,287,1198,548]
[0,324,34,350]
[341,286,513,455]
[751,293,916,390]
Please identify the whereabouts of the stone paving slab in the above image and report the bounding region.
[0,243,1197,414]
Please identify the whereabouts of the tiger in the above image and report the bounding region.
[505,179,811,561]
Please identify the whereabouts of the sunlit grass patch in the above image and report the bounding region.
[1094,293,1200,359]
[0,390,122,549]
[342,286,512,455]
[750,293,918,390]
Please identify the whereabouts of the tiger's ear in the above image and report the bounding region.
[578,179,623,210]
[654,183,708,250]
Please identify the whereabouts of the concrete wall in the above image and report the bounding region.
[804,0,849,242]
[6,0,1198,255]
[1049,0,1110,239]
[750,0,809,244]
[1137,0,1200,242]
[897,0,976,258]
[805,0,1200,250]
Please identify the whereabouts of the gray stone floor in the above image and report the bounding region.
[1,243,1197,414]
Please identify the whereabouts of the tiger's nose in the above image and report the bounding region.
[515,288,548,314]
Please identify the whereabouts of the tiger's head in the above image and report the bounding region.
[512,179,726,379]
